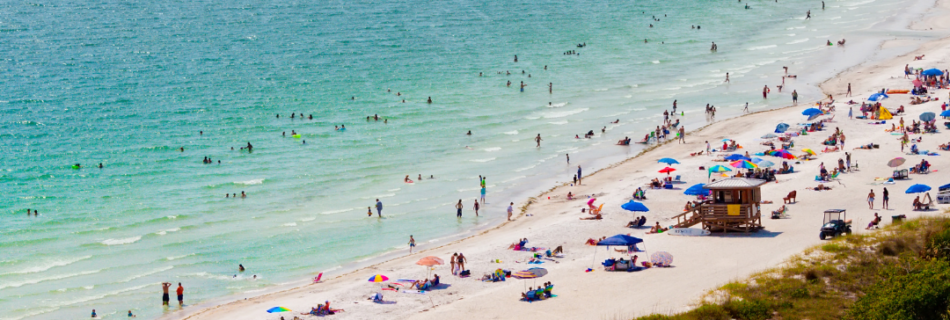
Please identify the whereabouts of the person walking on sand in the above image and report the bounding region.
[743,102,749,113]
[473,200,480,216]
[457,253,467,272]
[535,134,542,147]
[846,83,852,97]
[176,283,184,307]
[375,199,383,217]
[409,235,416,253]
[455,200,463,218]
[507,202,514,221]
[882,187,889,209]
[162,282,171,306]
[678,126,685,144]
[867,189,875,209]
[450,253,458,274]
[577,165,583,185]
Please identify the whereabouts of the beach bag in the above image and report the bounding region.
[460,270,471,276]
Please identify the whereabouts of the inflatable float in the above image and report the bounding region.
[886,89,909,94]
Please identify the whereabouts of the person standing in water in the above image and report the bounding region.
[792,90,799,104]
[520,81,526,92]
[806,10,811,19]
[375,199,383,217]
[724,73,730,83]
[743,102,749,113]
[535,134,542,147]
[161,282,171,306]
[577,165,583,185]
[762,85,770,99]
[409,235,416,253]
[549,82,552,94]
[176,283,184,307]
[566,153,570,164]
[479,176,487,204]
[710,42,717,52]
[514,55,518,62]
[455,200,463,218]
[473,200,480,216]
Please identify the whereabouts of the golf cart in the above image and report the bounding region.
[820,209,852,240]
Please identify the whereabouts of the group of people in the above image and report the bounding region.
[521,282,555,301]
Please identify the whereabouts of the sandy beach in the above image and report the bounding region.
[160,4,950,320]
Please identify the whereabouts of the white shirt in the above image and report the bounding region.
[507,205,513,213]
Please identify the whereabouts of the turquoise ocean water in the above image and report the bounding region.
[0,0,924,318]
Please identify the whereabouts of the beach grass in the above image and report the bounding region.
[634,210,950,320]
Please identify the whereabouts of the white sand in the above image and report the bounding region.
[164,6,950,320]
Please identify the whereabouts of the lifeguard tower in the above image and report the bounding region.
[672,178,767,233]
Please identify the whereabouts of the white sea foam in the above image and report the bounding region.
[483,147,501,152]
[503,130,519,135]
[0,269,102,290]
[299,217,316,222]
[542,108,588,119]
[786,38,810,44]
[320,208,354,215]
[547,102,567,108]
[548,121,568,125]
[9,255,92,275]
[101,236,141,246]
[652,60,660,64]
[122,265,173,282]
[166,253,195,261]
[469,157,496,163]
[234,178,264,185]
[283,222,297,227]
[748,44,777,50]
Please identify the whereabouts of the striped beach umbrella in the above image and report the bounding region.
[650,251,673,267]
[367,274,389,283]
[266,307,291,313]
[512,270,538,279]
[730,160,757,169]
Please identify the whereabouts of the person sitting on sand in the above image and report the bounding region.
[855,143,874,150]
[580,213,603,220]
[812,184,832,191]
[567,192,573,200]
[914,196,923,210]
[647,222,667,234]
[771,205,787,219]
[866,213,882,230]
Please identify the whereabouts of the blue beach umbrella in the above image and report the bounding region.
[922,68,944,76]
[621,200,650,212]
[868,93,889,101]
[802,108,822,116]
[941,110,950,117]
[657,158,680,165]
[724,154,751,161]
[920,112,936,122]
[905,184,932,194]
[757,160,776,168]
[775,123,790,133]
[596,234,644,246]
[684,183,708,196]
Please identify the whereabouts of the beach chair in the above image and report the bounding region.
[783,191,797,204]
[590,204,604,215]
[672,175,684,184]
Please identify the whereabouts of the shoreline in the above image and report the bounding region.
[163,2,950,319]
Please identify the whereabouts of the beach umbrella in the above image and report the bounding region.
[512,270,538,279]
[708,165,732,173]
[527,267,548,278]
[941,110,950,117]
[367,274,389,283]
[920,112,936,122]
[774,123,790,133]
[684,183,708,196]
[802,148,816,156]
[721,138,731,142]
[416,256,444,267]
[724,154,750,161]
[802,108,823,116]
[887,157,906,168]
[650,251,674,266]
[905,184,932,194]
[940,183,950,190]
[761,133,778,139]
[773,150,795,159]
[750,157,764,164]
[621,200,649,212]
[757,160,776,168]
[597,234,644,246]
[657,158,680,165]
[868,93,888,101]
[266,307,291,313]
[922,68,944,76]
[731,160,757,169]
[913,79,923,87]
[658,167,677,175]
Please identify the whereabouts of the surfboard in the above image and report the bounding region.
[667,228,711,237]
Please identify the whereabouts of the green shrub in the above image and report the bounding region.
[821,242,847,253]
[689,304,730,320]
[723,299,771,320]
[849,259,950,320]
[924,229,950,260]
